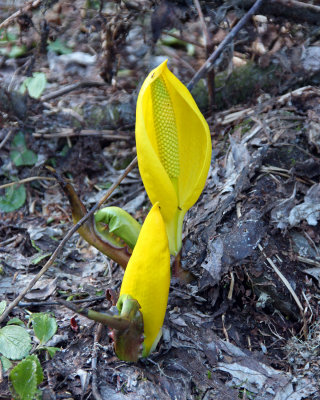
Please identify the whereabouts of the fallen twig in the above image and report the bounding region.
[18,295,106,308]
[193,0,215,109]
[40,81,107,102]
[0,129,14,150]
[0,176,56,190]
[275,0,320,12]
[91,323,104,400]
[258,244,303,312]
[33,128,131,141]
[0,157,137,323]
[187,0,265,91]
[0,0,42,30]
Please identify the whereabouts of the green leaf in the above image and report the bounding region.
[9,358,37,400]
[10,132,38,166]
[25,355,43,385]
[43,346,60,358]
[94,207,141,249]
[7,317,25,326]
[10,149,38,166]
[9,44,27,58]
[31,314,57,345]
[12,131,25,147]
[1,355,12,372]
[0,184,26,212]
[47,39,72,55]
[0,325,31,360]
[0,30,17,42]
[30,252,52,265]
[19,77,31,95]
[0,300,6,316]
[24,72,47,99]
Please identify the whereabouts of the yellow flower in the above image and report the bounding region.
[119,203,170,356]
[135,60,212,255]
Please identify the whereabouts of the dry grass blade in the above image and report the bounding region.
[0,176,56,189]
[258,244,303,312]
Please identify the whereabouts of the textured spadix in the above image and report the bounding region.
[119,203,170,356]
[136,60,212,254]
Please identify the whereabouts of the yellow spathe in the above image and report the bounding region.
[136,60,212,255]
[119,203,170,356]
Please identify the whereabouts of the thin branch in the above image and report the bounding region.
[18,295,106,308]
[193,0,215,109]
[193,0,210,48]
[0,176,56,190]
[41,81,107,102]
[275,0,320,12]
[33,129,131,141]
[0,129,14,150]
[91,323,104,400]
[0,157,137,323]
[0,0,42,30]
[187,0,265,91]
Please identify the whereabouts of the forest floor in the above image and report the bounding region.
[1,1,320,399]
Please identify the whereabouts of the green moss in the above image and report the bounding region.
[214,62,277,109]
[233,118,254,136]
[191,79,209,110]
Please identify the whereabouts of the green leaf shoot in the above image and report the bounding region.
[10,132,38,167]
[31,313,57,345]
[42,346,60,358]
[47,39,72,55]
[20,72,47,99]
[94,206,141,249]
[9,44,27,58]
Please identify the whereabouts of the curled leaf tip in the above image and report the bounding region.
[94,206,141,250]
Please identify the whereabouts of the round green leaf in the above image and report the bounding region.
[0,325,31,360]
[9,44,27,58]
[0,184,26,212]
[32,314,57,345]
[10,149,38,166]
[10,132,38,167]
[26,72,47,99]
[9,358,37,400]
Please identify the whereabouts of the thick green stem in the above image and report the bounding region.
[57,298,130,331]
[58,296,144,362]
[165,208,186,256]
